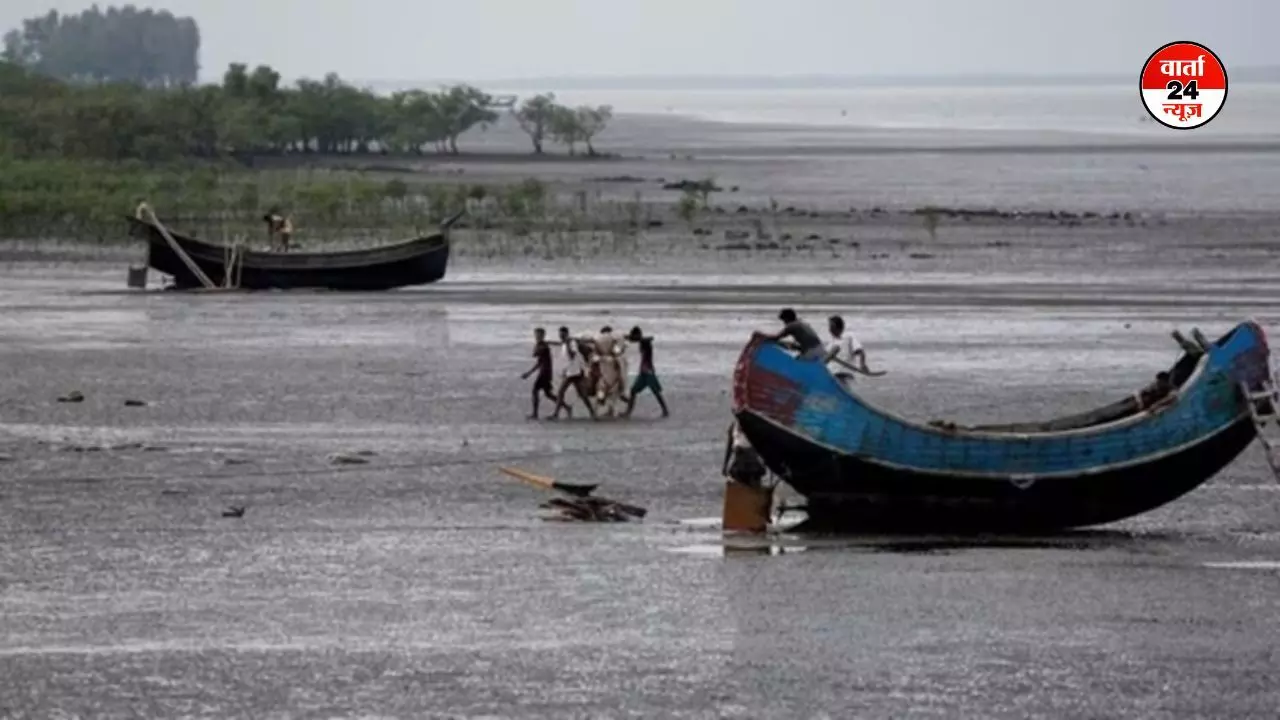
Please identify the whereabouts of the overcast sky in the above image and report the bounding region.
[1,0,1273,82]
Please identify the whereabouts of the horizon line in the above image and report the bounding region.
[333,67,1280,90]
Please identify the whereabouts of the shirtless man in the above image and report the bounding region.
[521,327,557,419]
[550,327,597,421]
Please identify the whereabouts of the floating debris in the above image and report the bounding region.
[221,506,246,518]
[123,399,149,407]
[57,391,85,403]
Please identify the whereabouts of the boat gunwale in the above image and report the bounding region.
[736,331,1223,443]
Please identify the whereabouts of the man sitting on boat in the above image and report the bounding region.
[763,308,825,360]
[1137,371,1176,411]
[263,208,294,252]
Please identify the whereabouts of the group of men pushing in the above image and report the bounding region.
[523,325,671,421]
[520,308,872,426]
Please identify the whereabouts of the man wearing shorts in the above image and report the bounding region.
[622,326,670,418]
[550,327,596,421]
[521,327,557,419]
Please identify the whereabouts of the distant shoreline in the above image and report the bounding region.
[354,70,1280,93]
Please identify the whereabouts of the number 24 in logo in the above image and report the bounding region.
[1165,79,1200,101]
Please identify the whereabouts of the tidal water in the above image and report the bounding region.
[537,83,1280,138]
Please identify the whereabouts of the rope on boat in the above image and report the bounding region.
[13,438,721,487]
[139,203,217,291]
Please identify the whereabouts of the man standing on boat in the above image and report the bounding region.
[263,207,294,252]
[764,308,825,360]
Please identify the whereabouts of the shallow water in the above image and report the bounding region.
[2,266,1280,718]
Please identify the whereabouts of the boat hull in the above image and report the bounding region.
[736,410,1257,532]
[732,321,1273,532]
[128,217,449,291]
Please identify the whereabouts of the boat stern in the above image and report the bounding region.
[1216,320,1274,393]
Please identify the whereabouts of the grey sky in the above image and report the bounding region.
[2,0,1273,83]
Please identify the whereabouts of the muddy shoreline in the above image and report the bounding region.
[3,264,1280,718]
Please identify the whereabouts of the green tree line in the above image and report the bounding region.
[3,5,199,87]
[0,59,615,162]
[1,5,615,163]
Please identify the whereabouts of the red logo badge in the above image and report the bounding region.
[1141,41,1227,130]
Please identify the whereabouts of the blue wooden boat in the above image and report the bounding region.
[732,321,1277,532]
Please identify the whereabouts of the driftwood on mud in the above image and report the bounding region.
[500,466,647,522]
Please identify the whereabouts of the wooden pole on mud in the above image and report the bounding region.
[138,203,217,290]
[221,237,245,290]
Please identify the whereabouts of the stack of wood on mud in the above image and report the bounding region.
[499,466,647,522]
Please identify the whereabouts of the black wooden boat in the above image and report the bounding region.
[732,321,1278,533]
[126,216,451,291]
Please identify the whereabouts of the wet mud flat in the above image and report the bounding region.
[2,262,1280,718]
